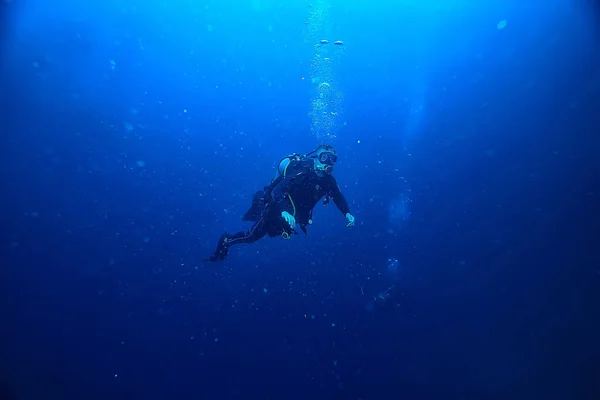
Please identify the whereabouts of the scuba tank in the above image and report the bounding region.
[276,153,304,177]
[272,150,332,206]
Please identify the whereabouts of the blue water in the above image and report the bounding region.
[1,0,600,399]
[386,258,398,275]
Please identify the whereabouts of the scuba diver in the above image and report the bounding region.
[207,144,356,262]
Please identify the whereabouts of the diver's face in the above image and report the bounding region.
[313,154,335,175]
[317,151,338,165]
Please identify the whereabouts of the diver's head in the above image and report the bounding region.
[312,144,338,175]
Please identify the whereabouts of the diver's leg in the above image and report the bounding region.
[242,190,267,222]
[207,218,268,262]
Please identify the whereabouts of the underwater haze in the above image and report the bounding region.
[1,0,600,399]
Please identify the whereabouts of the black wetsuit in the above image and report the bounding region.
[208,158,351,261]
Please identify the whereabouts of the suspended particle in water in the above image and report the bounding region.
[320,39,329,44]
[388,193,411,232]
[387,259,399,275]
[497,20,507,30]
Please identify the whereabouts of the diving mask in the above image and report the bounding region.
[317,151,338,165]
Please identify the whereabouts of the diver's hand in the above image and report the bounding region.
[345,213,355,227]
[281,211,296,229]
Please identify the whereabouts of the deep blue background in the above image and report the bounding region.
[1,0,600,399]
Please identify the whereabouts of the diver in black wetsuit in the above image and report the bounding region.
[207,144,356,262]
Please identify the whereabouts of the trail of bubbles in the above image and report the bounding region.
[304,0,329,45]
[304,1,345,143]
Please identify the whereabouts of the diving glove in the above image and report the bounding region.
[345,213,355,227]
[281,211,296,229]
